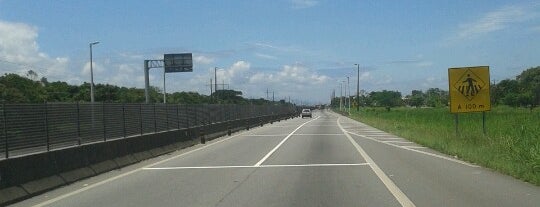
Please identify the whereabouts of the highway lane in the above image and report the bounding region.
[11,110,540,207]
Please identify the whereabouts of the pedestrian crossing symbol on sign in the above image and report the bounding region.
[448,66,490,113]
[453,70,485,101]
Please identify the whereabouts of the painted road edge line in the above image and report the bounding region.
[338,114,479,168]
[254,116,320,166]
[337,117,416,207]
[346,130,478,168]
[31,118,276,207]
[143,163,370,170]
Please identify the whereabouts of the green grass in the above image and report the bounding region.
[341,106,540,185]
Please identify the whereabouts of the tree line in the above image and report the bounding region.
[331,66,540,110]
[0,71,284,105]
[2,66,539,107]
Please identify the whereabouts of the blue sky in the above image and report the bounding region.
[1,0,539,104]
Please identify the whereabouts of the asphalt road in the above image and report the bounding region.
[12,110,540,207]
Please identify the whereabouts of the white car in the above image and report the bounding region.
[301,109,312,118]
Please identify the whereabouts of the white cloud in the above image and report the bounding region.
[453,4,537,40]
[291,0,319,9]
[416,61,433,67]
[360,71,371,81]
[255,53,277,60]
[81,61,105,76]
[109,64,139,87]
[248,42,302,53]
[387,59,433,68]
[0,20,69,80]
[216,61,251,86]
[422,76,445,88]
[249,64,329,85]
[193,54,214,65]
[374,75,392,85]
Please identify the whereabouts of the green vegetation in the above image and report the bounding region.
[345,106,540,185]
[331,66,540,110]
[0,72,288,105]
[329,66,540,184]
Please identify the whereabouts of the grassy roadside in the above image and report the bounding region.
[340,106,540,185]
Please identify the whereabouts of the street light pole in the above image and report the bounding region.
[354,63,360,111]
[340,82,343,111]
[214,67,218,103]
[347,76,350,113]
[89,41,100,103]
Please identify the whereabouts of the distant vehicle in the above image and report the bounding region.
[301,109,312,118]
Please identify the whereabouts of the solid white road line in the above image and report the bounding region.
[367,134,396,136]
[32,119,278,207]
[292,134,345,136]
[143,163,370,170]
[374,138,404,140]
[382,141,414,144]
[338,118,416,207]
[254,116,320,166]
[240,134,290,137]
[403,146,427,149]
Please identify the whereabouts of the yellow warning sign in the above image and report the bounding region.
[448,66,491,113]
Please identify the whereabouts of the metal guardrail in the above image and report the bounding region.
[0,103,296,159]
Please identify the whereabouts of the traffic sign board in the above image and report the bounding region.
[448,66,491,113]
[164,53,193,73]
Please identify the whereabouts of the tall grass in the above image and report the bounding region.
[345,106,540,185]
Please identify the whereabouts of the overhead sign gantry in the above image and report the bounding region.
[144,53,193,103]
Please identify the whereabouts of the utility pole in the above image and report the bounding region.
[210,78,213,102]
[272,91,275,102]
[347,76,350,113]
[89,41,99,103]
[354,64,360,111]
[163,68,166,103]
[340,82,343,111]
[266,88,270,100]
[332,89,335,106]
[214,67,218,102]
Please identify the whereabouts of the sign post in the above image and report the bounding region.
[448,66,491,135]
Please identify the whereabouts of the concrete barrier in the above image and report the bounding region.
[20,175,65,195]
[0,113,293,206]
[0,186,27,205]
[59,167,95,183]
[0,153,59,188]
[113,155,137,168]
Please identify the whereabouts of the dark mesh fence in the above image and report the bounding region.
[185,105,198,127]
[167,105,179,130]
[141,104,155,134]
[124,104,142,137]
[79,103,105,144]
[0,103,296,159]
[155,104,168,132]
[47,103,78,148]
[178,105,189,129]
[104,103,124,140]
[0,104,5,159]
[4,104,47,156]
